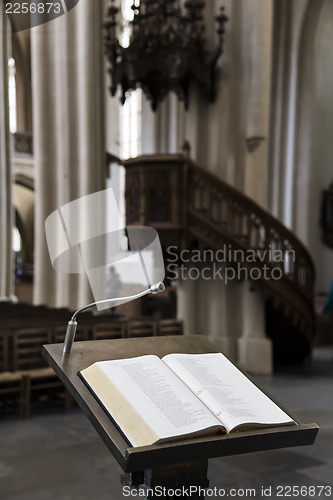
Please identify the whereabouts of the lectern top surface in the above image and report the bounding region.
[42,335,318,473]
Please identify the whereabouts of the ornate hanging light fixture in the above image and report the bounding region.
[104,0,227,111]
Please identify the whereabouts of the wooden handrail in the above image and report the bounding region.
[186,159,315,337]
[121,152,316,341]
[188,159,315,277]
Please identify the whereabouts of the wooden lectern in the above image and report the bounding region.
[42,335,318,499]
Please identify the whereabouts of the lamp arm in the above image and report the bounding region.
[71,289,153,322]
[63,282,165,354]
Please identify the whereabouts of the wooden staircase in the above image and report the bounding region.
[123,153,315,364]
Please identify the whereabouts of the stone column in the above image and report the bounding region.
[177,266,240,361]
[220,280,242,362]
[204,278,231,357]
[194,274,242,363]
[0,8,14,302]
[236,0,273,375]
[242,0,273,209]
[141,97,158,155]
[238,284,272,374]
[177,275,198,335]
[31,0,105,310]
[142,92,184,155]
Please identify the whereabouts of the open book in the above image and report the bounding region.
[79,352,296,448]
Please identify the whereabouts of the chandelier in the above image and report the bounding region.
[104,0,227,111]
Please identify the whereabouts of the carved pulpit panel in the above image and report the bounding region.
[123,155,187,253]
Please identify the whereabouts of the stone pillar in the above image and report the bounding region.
[238,284,272,374]
[220,280,242,362]
[242,0,273,209]
[0,9,14,302]
[197,273,216,339]
[31,0,105,309]
[142,93,184,155]
[177,276,198,335]
[177,266,240,362]
[141,97,158,155]
[202,277,226,348]
[236,0,273,374]
[198,277,241,363]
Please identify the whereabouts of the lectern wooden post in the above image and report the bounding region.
[42,335,318,499]
[121,460,209,499]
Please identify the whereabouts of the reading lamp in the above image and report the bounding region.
[63,281,165,354]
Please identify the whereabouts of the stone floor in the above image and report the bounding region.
[0,347,332,500]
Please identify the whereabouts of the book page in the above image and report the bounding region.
[80,355,221,447]
[162,353,295,432]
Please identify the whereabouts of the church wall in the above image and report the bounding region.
[269,0,333,293]
[308,0,333,292]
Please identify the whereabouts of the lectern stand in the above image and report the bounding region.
[42,335,318,499]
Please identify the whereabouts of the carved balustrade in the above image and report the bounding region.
[123,154,315,340]
[187,161,314,303]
